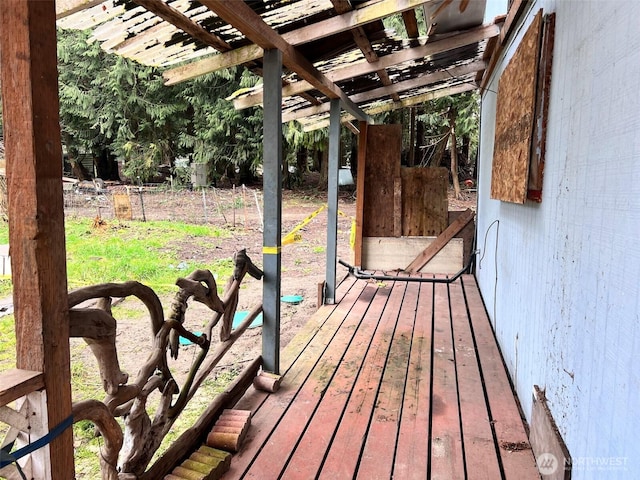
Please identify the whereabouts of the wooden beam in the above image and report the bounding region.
[164,0,434,85]
[402,9,420,38]
[361,82,476,115]
[332,2,400,101]
[132,0,231,52]
[405,208,475,273]
[283,61,486,122]
[284,0,430,46]
[234,23,500,109]
[301,83,476,131]
[0,1,74,478]
[329,0,400,101]
[201,0,369,122]
[0,369,44,408]
[55,0,103,19]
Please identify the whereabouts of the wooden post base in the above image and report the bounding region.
[252,371,282,393]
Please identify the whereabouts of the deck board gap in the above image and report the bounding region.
[447,281,470,480]
[459,275,506,479]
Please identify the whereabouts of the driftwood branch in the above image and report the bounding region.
[69,309,127,395]
[168,269,224,360]
[66,256,264,479]
[72,400,123,480]
[68,281,164,335]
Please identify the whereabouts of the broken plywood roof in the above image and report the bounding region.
[57,0,502,129]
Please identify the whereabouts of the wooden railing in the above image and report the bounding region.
[0,369,46,479]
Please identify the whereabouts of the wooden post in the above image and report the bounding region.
[0,2,75,478]
[353,122,368,266]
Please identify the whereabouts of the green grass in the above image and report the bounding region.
[0,219,234,296]
[0,315,15,372]
[65,219,233,293]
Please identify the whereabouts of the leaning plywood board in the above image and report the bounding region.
[530,386,571,480]
[361,124,402,237]
[362,237,463,274]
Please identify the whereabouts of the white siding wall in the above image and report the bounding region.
[477,1,640,478]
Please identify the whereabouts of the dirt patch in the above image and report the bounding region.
[67,183,476,392]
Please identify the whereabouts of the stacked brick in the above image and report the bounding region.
[164,409,251,480]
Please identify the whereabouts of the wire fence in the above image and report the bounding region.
[63,184,265,229]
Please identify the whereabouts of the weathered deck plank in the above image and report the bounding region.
[280,283,382,478]
[224,276,365,478]
[450,279,502,479]
[318,279,404,479]
[219,275,539,480]
[243,284,379,479]
[393,281,433,479]
[461,275,539,477]
[356,280,419,479]
[430,281,465,479]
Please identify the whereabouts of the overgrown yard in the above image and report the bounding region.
[0,185,356,478]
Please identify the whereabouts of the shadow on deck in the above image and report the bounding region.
[222,274,540,479]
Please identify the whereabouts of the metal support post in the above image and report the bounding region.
[261,49,282,374]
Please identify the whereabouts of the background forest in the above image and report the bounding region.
[4,26,480,193]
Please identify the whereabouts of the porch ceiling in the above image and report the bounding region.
[56,0,502,130]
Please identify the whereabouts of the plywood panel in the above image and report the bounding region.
[361,124,402,237]
[113,193,132,220]
[362,236,463,273]
[491,10,543,203]
[530,386,571,480]
[401,166,448,236]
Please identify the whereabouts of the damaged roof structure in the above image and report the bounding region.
[56,0,502,130]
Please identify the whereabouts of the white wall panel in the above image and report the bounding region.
[476,1,640,478]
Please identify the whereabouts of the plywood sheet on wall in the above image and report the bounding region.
[401,166,448,236]
[491,11,543,204]
[360,124,402,237]
[362,236,463,274]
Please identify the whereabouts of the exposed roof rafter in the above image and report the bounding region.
[283,61,486,123]
[164,0,433,85]
[330,0,401,102]
[57,0,500,128]
[200,0,370,122]
[132,0,231,52]
[234,23,500,110]
[302,82,476,132]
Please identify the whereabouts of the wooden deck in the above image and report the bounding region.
[223,274,540,479]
